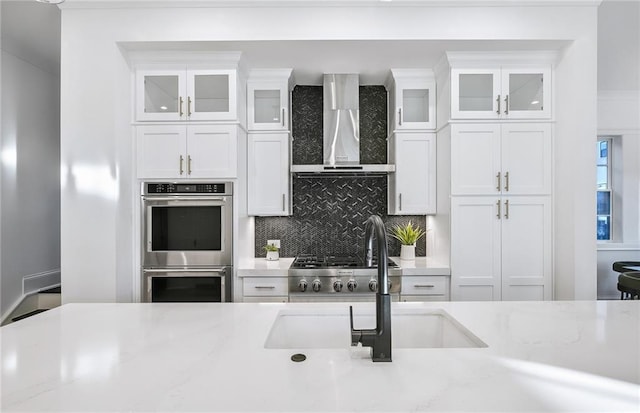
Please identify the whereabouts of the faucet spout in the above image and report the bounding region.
[349,215,392,362]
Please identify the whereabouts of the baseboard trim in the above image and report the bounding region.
[23,269,61,295]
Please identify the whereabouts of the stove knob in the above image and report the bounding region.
[347,279,358,292]
[298,279,308,292]
[333,280,343,292]
[369,279,378,292]
[312,279,322,293]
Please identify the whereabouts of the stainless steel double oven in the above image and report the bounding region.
[141,182,233,302]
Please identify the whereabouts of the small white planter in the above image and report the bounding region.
[266,251,279,261]
[400,244,416,261]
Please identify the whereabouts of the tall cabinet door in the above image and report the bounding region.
[501,123,552,195]
[186,125,238,178]
[136,125,186,178]
[451,123,501,195]
[389,133,436,215]
[450,197,502,301]
[248,133,290,216]
[501,196,552,300]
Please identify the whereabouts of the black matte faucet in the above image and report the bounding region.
[349,215,392,362]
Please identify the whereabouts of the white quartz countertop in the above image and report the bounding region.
[238,257,449,276]
[2,301,639,412]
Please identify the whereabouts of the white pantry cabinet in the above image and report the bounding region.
[388,132,436,215]
[136,68,238,122]
[247,69,293,131]
[451,123,552,196]
[136,124,238,179]
[451,66,551,120]
[248,133,290,216]
[450,196,552,301]
[386,69,436,131]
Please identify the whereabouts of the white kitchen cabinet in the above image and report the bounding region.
[136,124,238,179]
[136,68,238,122]
[386,69,436,131]
[388,132,436,215]
[451,123,552,196]
[450,196,552,301]
[451,66,551,120]
[400,275,449,301]
[247,69,292,131]
[248,133,290,216]
[242,276,288,302]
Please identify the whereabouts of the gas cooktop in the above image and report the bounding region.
[290,254,398,269]
[288,254,401,296]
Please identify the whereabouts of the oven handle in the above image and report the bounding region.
[143,268,228,274]
[142,196,229,202]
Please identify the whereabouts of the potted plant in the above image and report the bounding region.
[264,243,279,261]
[389,221,426,261]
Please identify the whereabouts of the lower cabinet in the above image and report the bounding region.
[400,275,450,301]
[450,196,552,301]
[241,276,288,302]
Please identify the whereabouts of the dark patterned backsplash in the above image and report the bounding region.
[255,85,425,258]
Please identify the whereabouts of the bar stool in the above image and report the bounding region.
[617,271,640,300]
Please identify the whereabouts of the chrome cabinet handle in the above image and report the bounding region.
[414,284,435,288]
[179,155,184,175]
[143,268,227,274]
[496,200,501,219]
[496,95,501,114]
[496,172,501,192]
[179,96,184,117]
[282,108,285,127]
[505,199,510,219]
[504,171,510,192]
[398,108,403,126]
[504,95,509,115]
[399,193,403,211]
[254,286,276,290]
[187,155,192,175]
[282,194,286,212]
[187,96,192,117]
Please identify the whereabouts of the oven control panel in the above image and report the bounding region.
[144,182,232,195]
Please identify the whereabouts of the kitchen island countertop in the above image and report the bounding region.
[1,301,638,412]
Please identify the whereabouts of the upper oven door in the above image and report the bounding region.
[142,195,233,267]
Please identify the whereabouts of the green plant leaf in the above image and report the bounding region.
[389,221,426,245]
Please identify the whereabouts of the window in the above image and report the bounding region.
[597,138,612,241]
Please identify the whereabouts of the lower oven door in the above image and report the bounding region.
[143,268,229,303]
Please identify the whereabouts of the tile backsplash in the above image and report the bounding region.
[255,85,426,258]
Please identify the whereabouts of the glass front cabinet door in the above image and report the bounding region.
[136,69,237,122]
[388,69,436,130]
[247,69,292,131]
[451,66,551,120]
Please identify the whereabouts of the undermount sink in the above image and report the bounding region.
[264,308,487,349]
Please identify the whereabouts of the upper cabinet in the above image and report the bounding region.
[136,68,238,122]
[386,69,436,131]
[247,69,293,131]
[447,53,554,120]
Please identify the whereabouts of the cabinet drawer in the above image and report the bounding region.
[243,277,288,296]
[243,296,288,303]
[402,276,448,296]
[401,295,448,302]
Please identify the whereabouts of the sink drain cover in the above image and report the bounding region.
[291,353,306,362]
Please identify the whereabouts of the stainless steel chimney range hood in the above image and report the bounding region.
[290,74,395,177]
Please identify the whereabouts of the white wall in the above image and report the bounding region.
[1,2,61,319]
[596,0,640,299]
[59,2,600,302]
